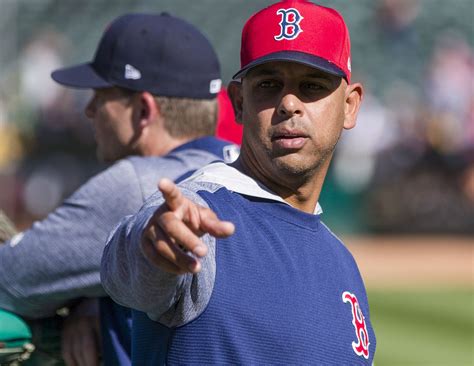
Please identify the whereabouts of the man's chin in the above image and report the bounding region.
[272,154,328,177]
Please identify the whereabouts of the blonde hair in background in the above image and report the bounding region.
[155,96,218,139]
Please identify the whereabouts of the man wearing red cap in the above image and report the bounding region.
[102,1,376,363]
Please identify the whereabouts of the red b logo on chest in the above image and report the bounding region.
[342,291,370,359]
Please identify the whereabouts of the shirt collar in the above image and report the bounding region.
[185,162,323,215]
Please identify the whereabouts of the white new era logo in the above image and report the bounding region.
[124,64,141,80]
[209,79,222,94]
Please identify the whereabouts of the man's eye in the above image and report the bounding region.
[258,80,279,88]
[303,82,325,91]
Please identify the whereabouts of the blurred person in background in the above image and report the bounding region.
[425,31,473,155]
[13,28,98,225]
[0,12,240,366]
[376,0,422,85]
[0,91,25,220]
[365,30,474,233]
[0,111,24,172]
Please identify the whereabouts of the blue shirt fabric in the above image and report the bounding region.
[167,190,375,364]
[100,298,132,365]
[101,163,376,365]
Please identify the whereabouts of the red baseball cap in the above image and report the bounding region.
[233,0,351,83]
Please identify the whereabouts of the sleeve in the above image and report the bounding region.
[0,159,144,318]
[100,184,217,327]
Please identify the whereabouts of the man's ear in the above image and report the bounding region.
[136,92,159,129]
[343,82,364,130]
[227,81,243,125]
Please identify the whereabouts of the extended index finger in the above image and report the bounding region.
[158,178,186,212]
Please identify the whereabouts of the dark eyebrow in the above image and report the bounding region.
[307,72,331,79]
[248,66,336,81]
[303,70,339,81]
[248,67,279,77]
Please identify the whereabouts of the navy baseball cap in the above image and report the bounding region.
[51,13,222,99]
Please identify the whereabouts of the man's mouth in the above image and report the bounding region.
[271,130,308,149]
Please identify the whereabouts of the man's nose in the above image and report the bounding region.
[277,93,303,117]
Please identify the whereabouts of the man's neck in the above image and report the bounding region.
[139,135,192,157]
[234,154,329,214]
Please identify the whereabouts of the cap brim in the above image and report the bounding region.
[51,63,113,89]
[232,51,346,80]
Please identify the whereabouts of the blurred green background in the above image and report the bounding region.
[369,289,473,365]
